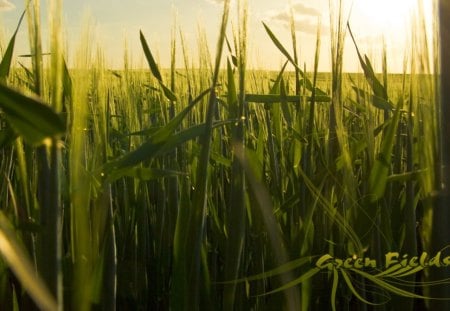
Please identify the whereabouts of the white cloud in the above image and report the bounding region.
[206,0,225,5]
[291,2,321,17]
[0,0,15,12]
[205,0,236,6]
[266,1,328,35]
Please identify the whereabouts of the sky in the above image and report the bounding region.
[0,0,435,72]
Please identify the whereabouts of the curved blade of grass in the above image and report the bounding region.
[375,263,406,277]
[234,142,301,308]
[219,256,314,284]
[226,59,237,116]
[160,120,235,153]
[258,267,321,296]
[368,98,403,202]
[105,89,221,171]
[223,58,243,311]
[347,23,387,99]
[352,86,393,110]
[262,22,314,91]
[223,5,249,305]
[297,166,364,252]
[351,268,440,300]
[0,83,66,145]
[62,57,72,101]
[225,36,238,67]
[340,269,380,306]
[159,81,177,101]
[140,30,178,101]
[171,1,231,308]
[244,93,331,103]
[0,10,26,81]
[140,30,162,81]
[0,211,58,311]
[331,268,339,311]
[107,119,235,179]
[151,87,210,144]
[386,170,424,183]
[389,266,424,278]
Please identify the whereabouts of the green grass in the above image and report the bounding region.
[0,0,449,310]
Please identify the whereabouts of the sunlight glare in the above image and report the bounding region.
[354,0,420,35]
[0,0,15,12]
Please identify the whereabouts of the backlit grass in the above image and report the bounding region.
[0,0,448,310]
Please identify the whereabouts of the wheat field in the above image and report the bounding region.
[0,0,449,310]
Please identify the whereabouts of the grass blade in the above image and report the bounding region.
[347,23,387,100]
[0,211,58,311]
[262,22,314,91]
[140,30,178,101]
[171,1,231,308]
[106,88,211,170]
[368,99,403,202]
[0,83,66,145]
[0,11,26,82]
[331,268,339,311]
[140,30,162,81]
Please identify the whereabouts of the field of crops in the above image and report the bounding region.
[1,0,449,310]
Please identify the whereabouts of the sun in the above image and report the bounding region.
[346,0,434,72]
[353,0,426,36]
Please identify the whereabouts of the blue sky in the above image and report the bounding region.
[0,0,434,72]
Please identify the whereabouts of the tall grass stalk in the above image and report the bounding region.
[222,1,251,309]
[171,0,230,309]
[24,0,64,308]
[300,20,321,310]
[46,0,64,308]
[69,21,93,310]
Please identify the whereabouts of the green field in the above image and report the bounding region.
[0,1,449,310]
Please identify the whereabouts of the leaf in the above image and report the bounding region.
[221,256,314,284]
[368,98,403,202]
[348,23,388,100]
[352,86,393,110]
[0,83,66,145]
[140,30,163,81]
[262,22,314,91]
[260,267,321,296]
[0,10,26,82]
[151,88,210,145]
[159,80,178,101]
[0,211,58,311]
[341,269,381,305]
[140,31,178,102]
[351,268,436,300]
[331,268,339,311]
[386,170,424,183]
[106,118,233,173]
[388,265,424,278]
[109,70,122,78]
[225,36,238,67]
[62,57,73,101]
[245,147,264,181]
[227,59,238,117]
[244,93,331,104]
[280,78,293,126]
[364,55,387,99]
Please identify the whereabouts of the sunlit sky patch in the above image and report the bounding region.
[0,0,15,12]
[0,0,435,73]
